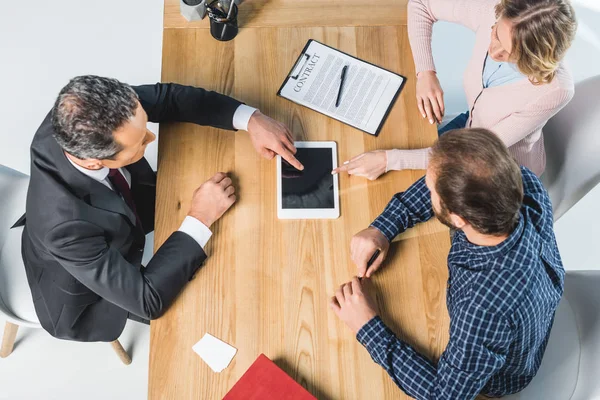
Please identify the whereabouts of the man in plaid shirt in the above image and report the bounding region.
[329,128,564,399]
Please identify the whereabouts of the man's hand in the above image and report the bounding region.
[329,277,379,335]
[351,227,390,278]
[246,110,304,170]
[332,150,387,181]
[188,172,236,227]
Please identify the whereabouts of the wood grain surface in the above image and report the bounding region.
[149,26,451,400]
[165,0,409,29]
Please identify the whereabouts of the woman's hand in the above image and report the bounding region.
[416,70,445,125]
[331,150,387,181]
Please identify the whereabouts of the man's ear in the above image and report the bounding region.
[449,213,468,230]
[83,159,105,170]
[65,151,105,170]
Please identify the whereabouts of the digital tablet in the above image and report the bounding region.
[276,141,340,219]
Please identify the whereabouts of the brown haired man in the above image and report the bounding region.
[330,128,564,399]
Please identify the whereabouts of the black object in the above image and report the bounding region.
[208,0,238,41]
[281,148,334,210]
[361,249,381,279]
[21,83,242,342]
[127,312,150,325]
[183,0,203,5]
[335,65,348,107]
[11,213,26,228]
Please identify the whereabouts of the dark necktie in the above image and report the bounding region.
[108,169,145,262]
[108,168,139,222]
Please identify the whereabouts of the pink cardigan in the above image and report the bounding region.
[388,0,574,176]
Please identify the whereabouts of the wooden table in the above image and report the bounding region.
[150,2,452,399]
[163,0,409,28]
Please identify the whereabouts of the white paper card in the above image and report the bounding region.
[192,333,237,373]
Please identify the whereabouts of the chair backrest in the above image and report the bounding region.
[500,270,600,400]
[0,165,39,326]
[542,75,600,221]
[0,225,39,326]
[564,271,600,400]
[502,295,580,400]
[0,165,29,248]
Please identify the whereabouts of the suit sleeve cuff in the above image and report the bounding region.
[178,216,212,249]
[357,316,396,355]
[232,104,258,131]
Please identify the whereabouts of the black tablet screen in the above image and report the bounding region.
[281,147,334,209]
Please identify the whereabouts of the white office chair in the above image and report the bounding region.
[541,75,600,221]
[0,166,40,358]
[504,271,600,400]
[504,76,600,399]
[0,165,131,364]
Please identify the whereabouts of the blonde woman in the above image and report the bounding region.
[333,0,577,179]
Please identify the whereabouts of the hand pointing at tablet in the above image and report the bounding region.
[332,150,387,181]
[247,110,304,170]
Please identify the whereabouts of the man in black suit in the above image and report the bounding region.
[21,75,303,342]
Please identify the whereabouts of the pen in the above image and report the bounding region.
[206,1,228,17]
[360,249,381,280]
[220,0,236,40]
[225,0,235,19]
[335,65,348,108]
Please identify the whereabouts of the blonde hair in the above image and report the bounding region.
[495,0,577,85]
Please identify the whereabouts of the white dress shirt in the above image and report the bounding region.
[66,104,257,250]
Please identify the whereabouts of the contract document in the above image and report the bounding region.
[277,40,406,136]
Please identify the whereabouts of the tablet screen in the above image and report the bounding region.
[281,147,334,209]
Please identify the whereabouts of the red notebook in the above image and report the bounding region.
[223,354,317,400]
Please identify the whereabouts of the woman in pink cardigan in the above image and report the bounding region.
[333,0,577,178]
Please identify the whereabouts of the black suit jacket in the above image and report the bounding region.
[21,83,242,342]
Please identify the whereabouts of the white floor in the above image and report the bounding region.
[0,320,149,400]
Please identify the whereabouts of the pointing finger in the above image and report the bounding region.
[278,145,304,171]
[349,153,366,163]
[332,160,352,175]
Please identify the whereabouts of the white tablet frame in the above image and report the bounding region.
[277,141,340,220]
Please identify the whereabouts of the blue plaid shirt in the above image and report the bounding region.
[357,167,564,399]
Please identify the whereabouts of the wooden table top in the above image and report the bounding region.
[164,0,409,28]
[150,6,452,399]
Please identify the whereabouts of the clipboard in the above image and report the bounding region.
[277,39,406,136]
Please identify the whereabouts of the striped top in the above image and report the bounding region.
[387,0,574,176]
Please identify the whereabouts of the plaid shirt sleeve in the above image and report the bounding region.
[370,177,434,241]
[357,304,512,400]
